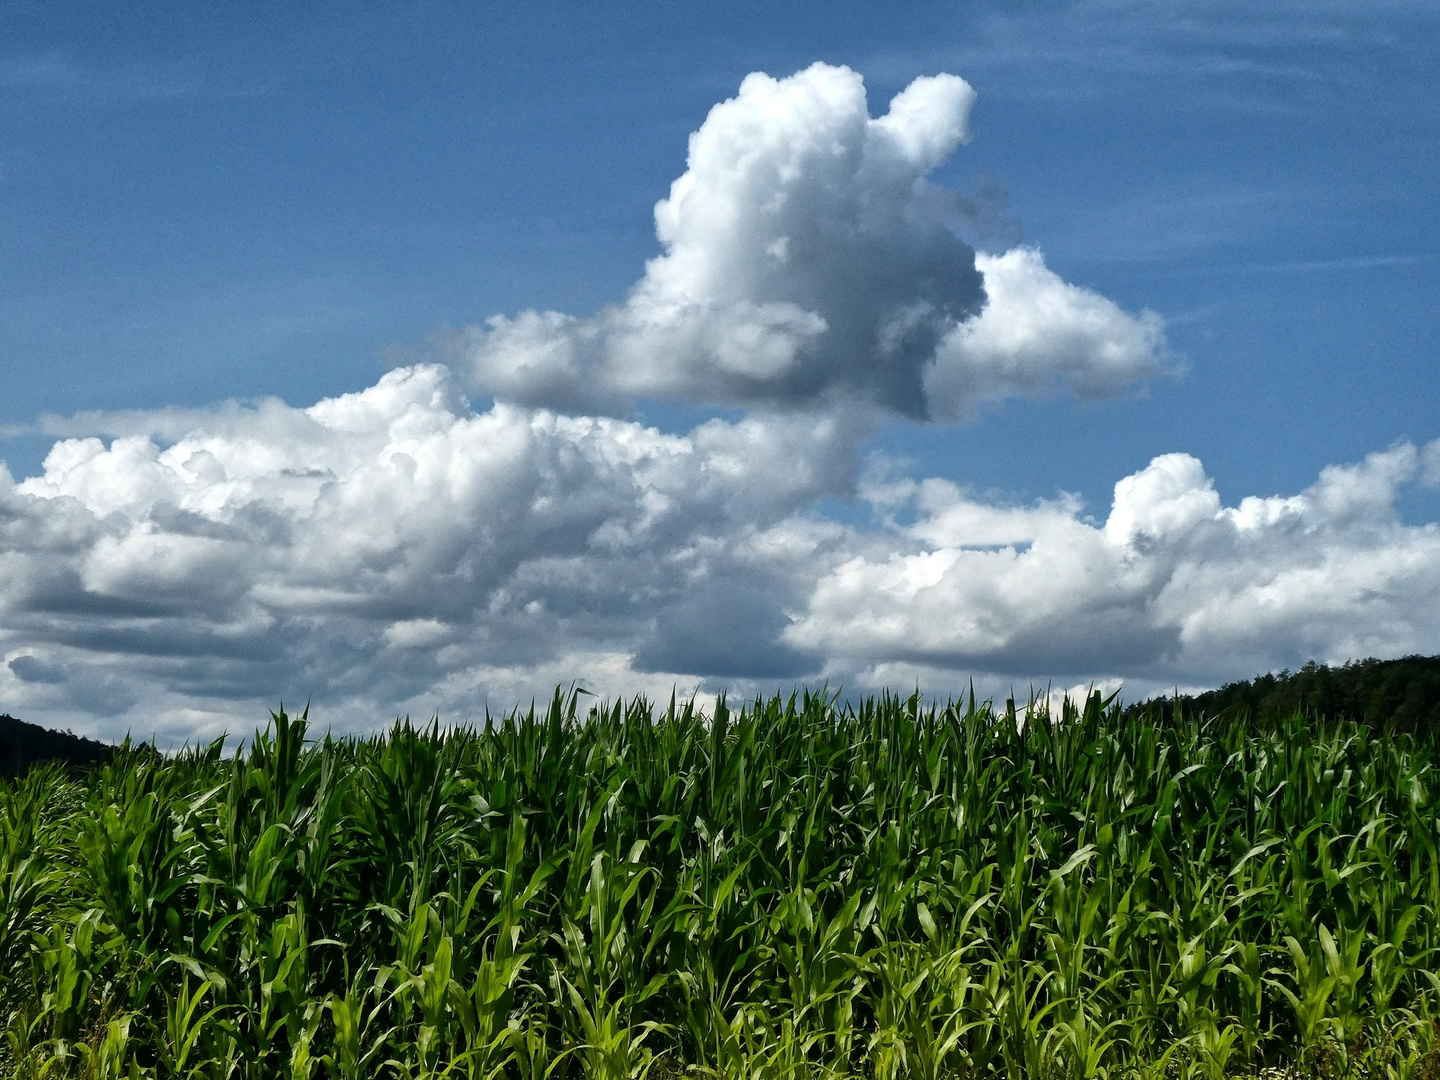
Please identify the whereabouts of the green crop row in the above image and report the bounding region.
[2,688,1439,1079]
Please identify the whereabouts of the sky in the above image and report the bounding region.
[3,1,1439,742]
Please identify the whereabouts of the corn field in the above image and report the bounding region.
[2,689,1439,1079]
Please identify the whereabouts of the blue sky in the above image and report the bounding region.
[3,1,1439,739]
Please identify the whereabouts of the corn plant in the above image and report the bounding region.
[1,687,1437,1078]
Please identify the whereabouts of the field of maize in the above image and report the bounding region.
[2,689,1439,1079]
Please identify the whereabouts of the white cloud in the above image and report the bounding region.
[458,63,1166,420]
[4,358,1439,741]
[926,248,1171,421]
[0,365,862,739]
[788,442,1440,698]
[1105,452,1219,545]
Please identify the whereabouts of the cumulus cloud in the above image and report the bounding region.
[788,442,1440,697]
[3,355,1439,741]
[926,248,1170,420]
[457,63,1167,419]
[0,366,863,739]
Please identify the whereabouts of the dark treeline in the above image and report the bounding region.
[1124,654,1440,733]
[0,713,113,779]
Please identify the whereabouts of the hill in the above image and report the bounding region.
[0,712,114,777]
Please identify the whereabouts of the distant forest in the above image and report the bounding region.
[1124,654,1440,733]
[0,713,113,778]
[4,654,1440,776]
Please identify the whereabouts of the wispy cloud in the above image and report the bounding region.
[0,51,199,101]
[0,47,279,105]
[873,0,1436,113]
[1219,253,1439,274]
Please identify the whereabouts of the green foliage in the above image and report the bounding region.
[2,688,1439,1078]
[1128,655,1440,734]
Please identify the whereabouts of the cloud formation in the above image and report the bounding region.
[458,63,1166,419]
[0,366,862,738]
[792,443,1440,692]
[1,61,1434,742]
[926,248,1171,420]
[4,362,1440,742]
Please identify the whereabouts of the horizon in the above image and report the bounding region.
[3,2,1439,745]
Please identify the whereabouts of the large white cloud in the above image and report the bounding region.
[789,442,1440,696]
[4,358,1440,742]
[458,63,1167,419]
[0,366,865,739]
